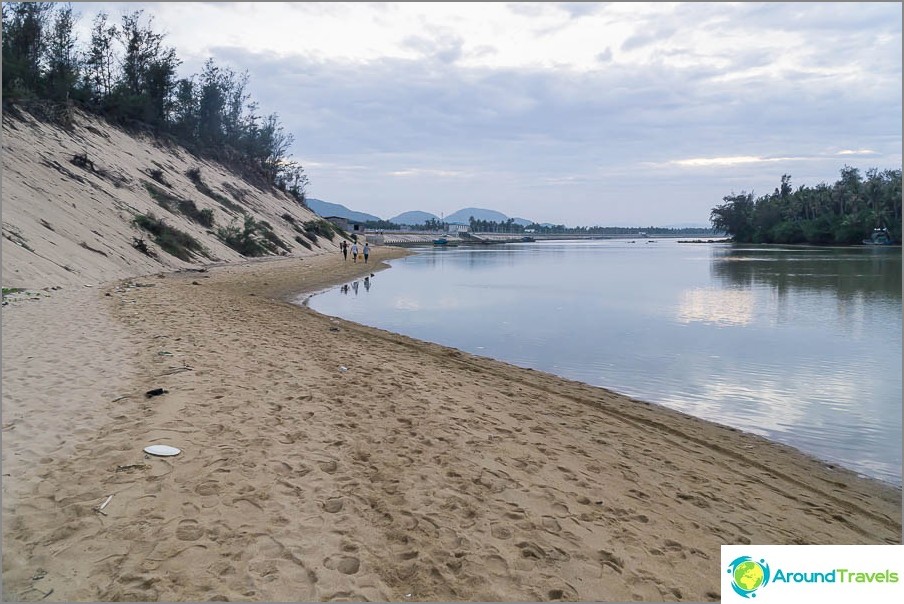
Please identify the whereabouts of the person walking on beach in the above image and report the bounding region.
[363,242,370,263]
[351,242,359,263]
[341,240,348,261]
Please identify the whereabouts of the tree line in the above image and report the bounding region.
[710,167,901,245]
[362,217,717,235]
[1,2,308,201]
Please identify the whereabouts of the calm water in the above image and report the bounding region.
[306,239,903,485]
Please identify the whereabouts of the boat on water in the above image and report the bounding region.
[433,237,448,245]
[863,228,895,246]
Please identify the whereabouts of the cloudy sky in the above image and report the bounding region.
[76,2,901,226]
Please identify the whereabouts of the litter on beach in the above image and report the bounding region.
[143,445,181,456]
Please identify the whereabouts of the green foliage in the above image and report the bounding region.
[147,167,168,185]
[179,202,214,228]
[2,2,55,97]
[216,215,287,256]
[82,12,117,106]
[110,11,181,128]
[711,168,902,245]
[303,219,337,241]
[2,4,309,198]
[360,219,400,231]
[132,212,208,261]
[186,168,246,215]
[143,180,177,209]
[143,182,214,228]
[261,227,290,253]
[710,193,755,241]
[256,219,290,252]
[44,4,78,103]
[769,221,806,244]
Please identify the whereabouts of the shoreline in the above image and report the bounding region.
[302,241,902,489]
[2,246,901,601]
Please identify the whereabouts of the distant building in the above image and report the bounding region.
[324,216,348,231]
[447,223,470,234]
[324,216,363,233]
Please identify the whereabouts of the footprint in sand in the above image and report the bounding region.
[597,549,624,573]
[663,539,684,552]
[175,519,205,541]
[323,497,344,513]
[516,541,545,560]
[271,461,294,476]
[324,555,361,575]
[541,516,561,533]
[484,554,509,575]
[548,588,572,600]
[194,480,220,497]
[550,502,570,516]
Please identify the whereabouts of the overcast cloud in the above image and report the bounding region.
[77,2,902,226]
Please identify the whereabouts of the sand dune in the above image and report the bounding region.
[2,105,332,291]
[2,248,899,602]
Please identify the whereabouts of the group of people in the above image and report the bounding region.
[340,240,369,263]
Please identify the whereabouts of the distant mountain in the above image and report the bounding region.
[306,198,382,223]
[388,207,538,227]
[445,207,510,224]
[389,210,440,225]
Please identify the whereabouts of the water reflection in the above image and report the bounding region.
[711,245,902,302]
[677,288,755,326]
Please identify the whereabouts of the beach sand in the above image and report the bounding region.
[2,246,901,602]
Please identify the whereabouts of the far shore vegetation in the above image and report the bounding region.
[710,169,901,245]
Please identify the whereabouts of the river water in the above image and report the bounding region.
[306,239,903,485]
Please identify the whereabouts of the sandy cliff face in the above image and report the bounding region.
[1,106,332,289]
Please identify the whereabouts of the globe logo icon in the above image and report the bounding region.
[727,556,771,598]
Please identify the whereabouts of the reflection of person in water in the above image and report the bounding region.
[364,276,370,292]
[341,284,349,294]
[352,281,359,295]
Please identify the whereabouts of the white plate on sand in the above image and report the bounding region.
[144,444,181,457]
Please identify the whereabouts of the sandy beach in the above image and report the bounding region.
[2,245,900,602]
